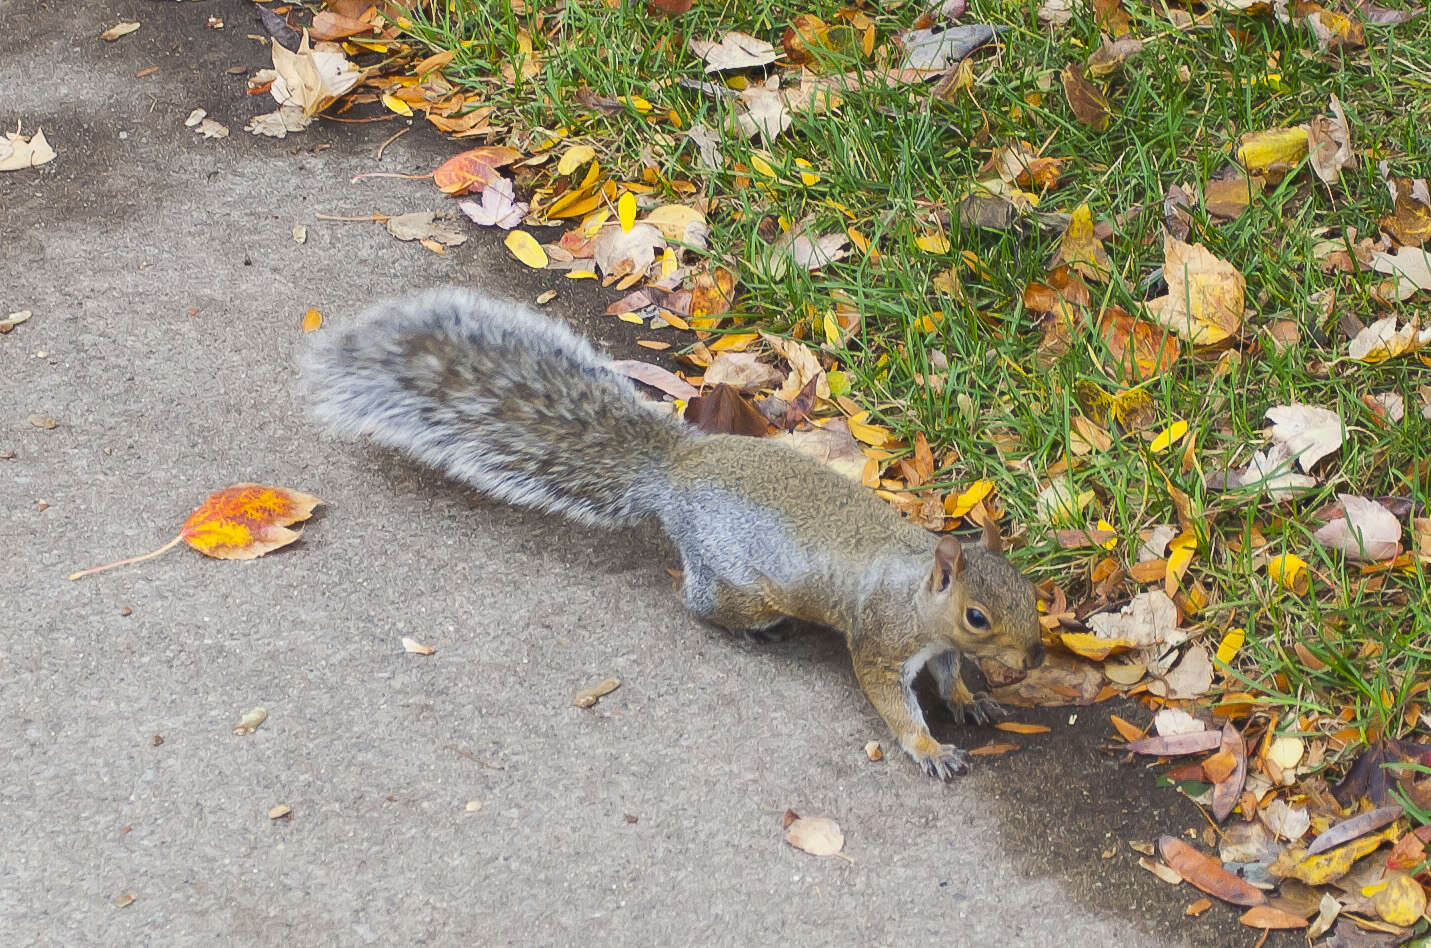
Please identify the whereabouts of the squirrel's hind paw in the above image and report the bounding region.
[909,739,972,779]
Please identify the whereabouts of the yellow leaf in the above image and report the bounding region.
[1216,627,1245,665]
[621,95,653,113]
[1095,518,1118,549]
[944,480,995,517]
[749,152,777,179]
[1276,835,1386,886]
[1266,554,1309,594]
[1149,420,1188,453]
[1236,127,1308,173]
[1373,872,1428,927]
[381,93,413,117]
[994,722,1051,734]
[795,157,820,186]
[658,248,677,279]
[847,411,891,446]
[301,308,323,333]
[1145,235,1245,346]
[557,144,596,175]
[616,312,643,324]
[1165,532,1196,593]
[504,230,548,269]
[1061,632,1137,661]
[618,191,636,231]
[916,232,951,254]
[823,311,842,346]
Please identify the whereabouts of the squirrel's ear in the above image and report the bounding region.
[932,536,965,594]
[980,515,1003,554]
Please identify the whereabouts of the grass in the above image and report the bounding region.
[394,0,1431,779]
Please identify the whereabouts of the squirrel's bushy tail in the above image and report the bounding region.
[301,287,690,526]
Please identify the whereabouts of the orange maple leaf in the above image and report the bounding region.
[69,483,322,579]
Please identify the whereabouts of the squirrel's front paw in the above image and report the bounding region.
[907,735,971,779]
[948,691,1008,727]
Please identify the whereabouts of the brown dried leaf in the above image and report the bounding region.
[1156,836,1269,906]
[573,677,621,709]
[1062,66,1111,132]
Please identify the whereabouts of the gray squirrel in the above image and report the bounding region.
[301,288,1045,778]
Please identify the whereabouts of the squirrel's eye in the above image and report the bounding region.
[965,607,990,630]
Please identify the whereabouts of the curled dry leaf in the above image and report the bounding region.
[1211,722,1248,821]
[1156,835,1269,907]
[1148,644,1213,700]
[573,677,621,709]
[401,636,436,655]
[268,31,361,116]
[1086,590,1181,648]
[234,706,268,735]
[1127,731,1223,756]
[1153,707,1203,736]
[1307,95,1353,185]
[268,804,293,820]
[100,21,141,41]
[864,740,884,761]
[1312,494,1402,562]
[784,815,845,856]
[386,211,468,246]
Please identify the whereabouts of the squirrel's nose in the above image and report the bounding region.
[1026,642,1046,669]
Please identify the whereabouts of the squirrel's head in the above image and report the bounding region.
[923,520,1044,683]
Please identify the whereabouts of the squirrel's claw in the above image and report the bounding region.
[949,691,1008,727]
[918,743,972,779]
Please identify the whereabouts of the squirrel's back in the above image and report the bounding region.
[301,287,690,526]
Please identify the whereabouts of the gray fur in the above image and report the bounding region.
[300,287,691,527]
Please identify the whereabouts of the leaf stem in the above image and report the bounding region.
[67,534,184,581]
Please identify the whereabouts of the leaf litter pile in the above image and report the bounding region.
[57,0,1431,936]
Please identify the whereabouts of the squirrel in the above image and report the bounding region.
[301,287,1046,779]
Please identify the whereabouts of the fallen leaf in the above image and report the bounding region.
[1313,495,1402,562]
[1236,127,1308,174]
[1259,799,1310,841]
[1062,66,1111,131]
[994,722,1051,735]
[1372,247,1431,296]
[1265,404,1343,472]
[1157,836,1269,906]
[458,177,528,229]
[401,636,436,655]
[1373,873,1426,927]
[0,126,57,171]
[1306,805,1402,856]
[897,24,1001,71]
[1308,95,1353,185]
[1185,897,1213,916]
[233,706,268,735]
[1210,722,1248,821]
[1086,590,1181,647]
[1053,204,1112,281]
[301,308,322,333]
[386,211,467,246]
[268,804,293,820]
[864,741,884,761]
[690,31,778,72]
[434,145,521,195]
[593,222,666,277]
[573,677,621,709]
[1379,175,1431,246]
[611,360,699,400]
[1145,235,1245,345]
[784,815,844,856]
[268,31,361,116]
[1127,731,1224,755]
[505,230,549,269]
[1239,905,1309,929]
[1269,835,1384,886]
[100,21,140,41]
[1348,315,1431,362]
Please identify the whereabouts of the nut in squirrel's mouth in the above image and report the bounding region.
[974,656,1030,688]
